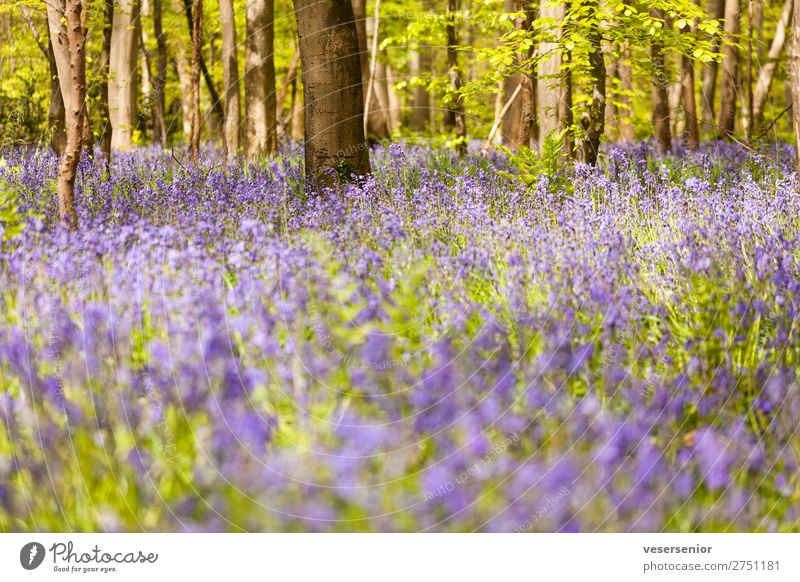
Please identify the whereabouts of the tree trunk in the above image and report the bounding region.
[538,0,564,144]
[581,4,604,165]
[446,0,467,156]
[47,38,67,156]
[56,0,86,230]
[109,0,140,150]
[410,48,430,132]
[220,0,240,163]
[719,0,740,140]
[618,45,635,141]
[153,0,168,146]
[190,0,202,161]
[293,0,371,182]
[182,0,225,135]
[245,0,278,157]
[791,0,800,174]
[175,53,193,140]
[99,0,113,164]
[681,53,700,151]
[701,0,726,127]
[352,0,390,140]
[651,10,671,154]
[753,0,792,131]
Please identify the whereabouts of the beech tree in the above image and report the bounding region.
[718,0,740,139]
[109,0,140,150]
[220,0,241,162]
[293,0,371,181]
[245,0,278,157]
[46,0,86,229]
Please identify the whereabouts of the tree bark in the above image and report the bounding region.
[109,0,140,150]
[538,0,564,144]
[47,39,67,156]
[190,0,202,161]
[651,10,671,154]
[701,0,726,127]
[293,0,371,182]
[55,0,86,230]
[98,0,114,163]
[791,0,800,173]
[580,3,604,165]
[719,0,741,140]
[245,0,278,157]
[446,0,467,156]
[220,0,240,163]
[618,45,635,141]
[352,0,390,140]
[753,0,792,131]
[152,0,168,146]
[182,0,225,134]
[410,48,430,132]
[681,53,700,151]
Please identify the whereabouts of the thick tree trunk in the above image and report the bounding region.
[753,0,792,131]
[581,5,604,165]
[293,0,371,181]
[681,54,700,151]
[245,0,278,157]
[220,0,240,163]
[56,0,86,230]
[538,0,564,144]
[719,0,741,140]
[446,0,467,156]
[791,0,800,173]
[651,11,672,154]
[352,0,390,140]
[618,45,635,141]
[701,0,726,127]
[99,0,113,164]
[189,0,202,161]
[109,0,140,150]
[152,0,168,146]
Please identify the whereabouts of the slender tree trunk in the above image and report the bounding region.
[245,0,278,157]
[56,0,86,230]
[651,10,672,154]
[99,0,114,163]
[701,0,726,127]
[682,53,700,151]
[293,0,371,181]
[538,0,564,143]
[501,0,522,145]
[446,0,467,156]
[618,45,635,141]
[719,0,741,140]
[352,0,390,140]
[20,7,66,155]
[48,39,67,156]
[791,0,800,174]
[753,0,792,131]
[562,42,574,155]
[190,0,202,161]
[109,0,140,150]
[219,0,240,163]
[183,0,225,133]
[410,48,430,132]
[276,48,300,142]
[581,3,604,165]
[175,53,193,140]
[153,0,168,146]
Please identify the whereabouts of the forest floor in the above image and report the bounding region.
[0,143,798,531]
